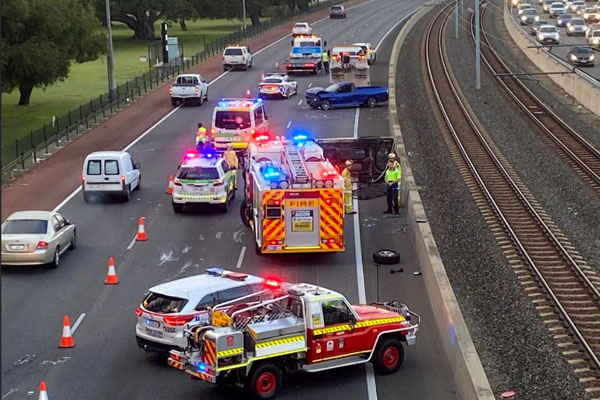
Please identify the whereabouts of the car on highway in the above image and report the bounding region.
[258,73,298,99]
[171,151,236,213]
[1,211,76,268]
[135,268,265,353]
[542,0,555,12]
[169,74,209,107]
[330,4,346,18]
[537,25,560,43]
[556,13,573,26]
[582,7,600,23]
[211,98,269,150]
[222,46,253,71]
[292,22,312,36]
[530,19,550,34]
[549,2,567,17]
[518,3,534,15]
[588,29,600,48]
[521,8,540,24]
[570,0,585,13]
[82,151,141,202]
[586,23,600,37]
[567,45,596,66]
[305,81,389,110]
[567,17,587,35]
[353,42,377,64]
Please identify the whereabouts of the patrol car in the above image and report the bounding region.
[135,269,264,353]
[171,151,236,213]
[258,73,298,99]
[210,98,269,150]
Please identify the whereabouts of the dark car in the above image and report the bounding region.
[567,45,595,66]
[530,19,549,35]
[556,13,573,26]
[330,5,346,19]
[305,81,388,110]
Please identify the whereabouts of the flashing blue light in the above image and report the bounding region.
[292,133,308,143]
[206,153,213,158]
[218,101,227,108]
[196,362,206,372]
[263,167,281,179]
[256,97,263,103]
[205,267,224,276]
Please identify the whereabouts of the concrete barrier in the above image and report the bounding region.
[388,6,496,400]
[503,2,600,117]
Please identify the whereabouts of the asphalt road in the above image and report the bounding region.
[1,1,458,399]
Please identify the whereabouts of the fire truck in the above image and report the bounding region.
[239,134,345,254]
[168,281,420,399]
[330,44,371,86]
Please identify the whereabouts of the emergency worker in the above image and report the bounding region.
[321,50,330,75]
[224,144,239,169]
[341,160,355,214]
[388,153,401,170]
[202,137,215,153]
[384,159,401,215]
[196,123,207,145]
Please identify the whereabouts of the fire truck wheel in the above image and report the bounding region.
[373,337,404,375]
[373,249,400,265]
[247,362,282,400]
[240,202,251,228]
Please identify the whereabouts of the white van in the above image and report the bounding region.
[211,98,269,150]
[82,151,141,202]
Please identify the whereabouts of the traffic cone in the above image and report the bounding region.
[136,217,148,241]
[105,257,119,285]
[165,175,174,194]
[38,382,48,400]
[275,61,279,69]
[261,72,265,80]
[58,315,75,348]
[245,88,251,97]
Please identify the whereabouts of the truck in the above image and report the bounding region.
[281,35,327,74]
[239,134,346,254]
[305,81,389,111]
[329,44,370,86]
[169,74,209,107]
[168,281,420,399]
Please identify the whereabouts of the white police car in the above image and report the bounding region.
[135,268,265,353]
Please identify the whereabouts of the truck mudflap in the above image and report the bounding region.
[370,301,421,346]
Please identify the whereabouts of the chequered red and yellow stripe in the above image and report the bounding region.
[319,189,344,250]
[202,340,216,367]
[262,191,285,242]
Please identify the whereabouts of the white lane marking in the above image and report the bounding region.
[366,364,378,399]
[308,82,313,88]
[235,246,247,269]
[298,99,303,106]
[353,108,360,139]
[2,389,17,399]
[126,236,136,250]
[71,313,86,335]
[374,9,419,52]
[158,251,179,266]
[286,121,292,129]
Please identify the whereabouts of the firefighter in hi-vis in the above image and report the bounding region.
[196,123,207,151]
[341,160,355,214]
[223,143,239,169]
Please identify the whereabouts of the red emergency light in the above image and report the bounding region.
[263,278,281,289]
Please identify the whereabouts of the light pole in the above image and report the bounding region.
[474,0,481,89]
[242,0,247,34]
[105,0,116,101]
[455,0,459,38]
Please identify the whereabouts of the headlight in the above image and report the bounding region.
[521,15,527,20]
[535,15,540,20]
[593,38,600,44]
[584,13,589,18]
[590,55,596,60]
[570,54,578,60]
[569,26,574,30]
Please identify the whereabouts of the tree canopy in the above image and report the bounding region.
[2,0,105,105]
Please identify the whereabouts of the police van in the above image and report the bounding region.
[210,98,269,150]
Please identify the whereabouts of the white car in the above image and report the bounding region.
[292,22,312,36]
[518,3,533,15]
[222,46,252,71]
[82,151,141,202]
[588,29,600,48]
[169,74,208,107]
[537,25,560,43]
[353,42,377,64]
[582,7,600,22]
[549,2,567,17]
[135,269,265,353]
[258,73,298,99]
[567,18,587,35]
[570,1,585,12]
[586,23,600,37]
[542,0,555,12]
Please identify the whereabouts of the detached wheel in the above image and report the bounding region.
[373,249,400,265]
[367,96,377,109]
[320,99,332,110]
[373,337,404,375]
[247,362,282,400]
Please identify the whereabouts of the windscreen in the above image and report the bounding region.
[575,47,593,53]
[571,19,584,24]
[294,23,307,28]
[176,76,198,85]
[332,6,342,10]
[176,167,219,180]
[326,83,340,92]
[540,27,556,32]
[215,111,251,129]
[142,292,188,314]
[262,78,282,84]
[224,48,243,56]
[524,9,537,14]
[2,220,48,234]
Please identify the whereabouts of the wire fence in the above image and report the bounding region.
[2,0,345,173]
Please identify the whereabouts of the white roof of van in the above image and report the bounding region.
[86,151,127,158]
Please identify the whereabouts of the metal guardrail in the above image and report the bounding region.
[2,0,346,174]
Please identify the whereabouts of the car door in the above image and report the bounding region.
[50,215,67,250]
[127,155,140,188]
[55,214,74,248]
[333,83,352,106]
[311,299,363,362]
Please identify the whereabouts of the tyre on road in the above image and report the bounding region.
[240,201,251,228]
[46,246,60,269]
[172,202,184,213]
[373,337,404,375]
[367,96,377,109]
[171,98,178,107]
[320,99,332,110]
[246,362,282,400]
[373,249,400,265]
[70,231,76,250]
[83,191,92,203]
[198,95,203,106]
[123,185,131,202]
[134,176,141,191]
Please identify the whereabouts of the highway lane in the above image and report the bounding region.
[1,1,457,399]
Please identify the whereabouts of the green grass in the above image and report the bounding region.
[1,18,246,160]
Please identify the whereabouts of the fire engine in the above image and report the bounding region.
[168,281,420,399]
[239,134,345,254]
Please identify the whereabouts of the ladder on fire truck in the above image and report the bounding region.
[284,144,309,186]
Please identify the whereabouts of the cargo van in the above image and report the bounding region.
[82,151,141,202]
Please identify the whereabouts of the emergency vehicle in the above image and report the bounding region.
[330,44,370,86]
[168,281,420,399]
[211,98,269,150]
[282,35,327,74]
[240,134,345,254]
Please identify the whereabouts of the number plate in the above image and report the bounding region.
[10,244,25,250]
[145,328,163,338]
[145,318,160,328]
[87,184,101,189]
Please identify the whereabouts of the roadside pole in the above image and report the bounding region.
[105,0,116,101]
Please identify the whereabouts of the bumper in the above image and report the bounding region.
[258,244,345,254]
[572,60,595,66]
[136,335,181,353]
[83,185,125,193]
[330,14,344,18]
[259,90,285,97]
[172,192,228,205]
[1,250,53,265]
[214,141,248,150]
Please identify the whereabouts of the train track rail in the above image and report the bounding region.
[424,4,600,396]
[473,3,600,194]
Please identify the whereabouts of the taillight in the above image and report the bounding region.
[306,63,315,67]
[210,128,216,136]
[36,241,49,249]
[250,129,256,135]
[121,176,126,184]
[135,307,143,317]
[213,180,224,187]
[169,85,173,94]
[174,182,183,187]
[163,315,195,326]
[195,86,199,93]
[81,175,86,186]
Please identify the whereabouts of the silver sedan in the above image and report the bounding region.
[1,211,76,268]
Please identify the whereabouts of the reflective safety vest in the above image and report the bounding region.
[224,150,239,169]
[321,52,329,62]
[196,127,207,144]
[341,168,352,190]
[385,166,401,183]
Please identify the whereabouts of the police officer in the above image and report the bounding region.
[388,153,401,170]
[341,160,355,214]
[224,143,239,169]
[321,49,330,75]
[196,123,207,145]
[384,159,401,215]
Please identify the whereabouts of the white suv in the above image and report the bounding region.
[292,22,312,36]
[135,269,265,353]
[223,46,253,71]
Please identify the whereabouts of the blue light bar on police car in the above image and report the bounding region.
[205,267,224,276]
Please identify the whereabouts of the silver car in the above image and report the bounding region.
[1,211,76,268]
[566,18,586,35]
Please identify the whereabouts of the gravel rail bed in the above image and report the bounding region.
[395,5,588,399]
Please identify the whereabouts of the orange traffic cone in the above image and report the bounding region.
[165,175,174,194]
[136,217,148,241]
[245,88,251,97]
[38,382,49,400]
[58,315,75,348]
[105,257,119,285]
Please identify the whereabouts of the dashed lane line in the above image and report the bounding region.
[235,246,247,269]
[71,313,86,335]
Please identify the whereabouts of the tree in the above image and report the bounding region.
[1,0,105,105]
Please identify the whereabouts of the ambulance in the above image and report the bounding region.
[210,98,269,150]
[240,134,345,254]
[330,44,370,86]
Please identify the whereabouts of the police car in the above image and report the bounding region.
[258,73,298,99]
[135,269,265,353]
[171,151,236,213]
[211,98,269,150]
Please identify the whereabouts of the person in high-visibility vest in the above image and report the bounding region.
[321,50,330,75]
[196,123,207,145]
[341,160,355,214]
[384,159,402,215]
[224,144,239,169]
[388,153,401,170]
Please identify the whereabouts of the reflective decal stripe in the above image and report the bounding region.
[313,324,351,335]
[255,335,305,349]
[203,340,216,366]
[217,347,243,357]
[355,316,405,328]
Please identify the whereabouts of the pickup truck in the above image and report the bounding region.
[169,74,208,107]
[223,46,253,71]
[305,81,389,110]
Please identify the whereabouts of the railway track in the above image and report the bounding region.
[474,2,600,194]
[424,4,600,396]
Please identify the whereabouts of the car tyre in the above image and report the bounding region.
[83,191,92,203]
[373,249,400,265]
[172,202,184,213]
[198,94,203,106]
[47,247,60,269]
[220,199,229,213]
[70,230,77,250]
[171,98,178,107]
[373,337,404,375]
[240,201,251,228]
[247,362,281,399]
[134,176,141,191]
[367,96,377,109]
[205,89,209,101]
[123,185,131,202]
[320,99,332,110]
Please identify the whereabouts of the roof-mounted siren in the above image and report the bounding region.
[224,272,248,281]
[263,278,281,290]
[205,267,225,276]
[261,165,289,189]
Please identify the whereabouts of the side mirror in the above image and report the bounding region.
[65,219,72,225]
[134,162,141,169]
